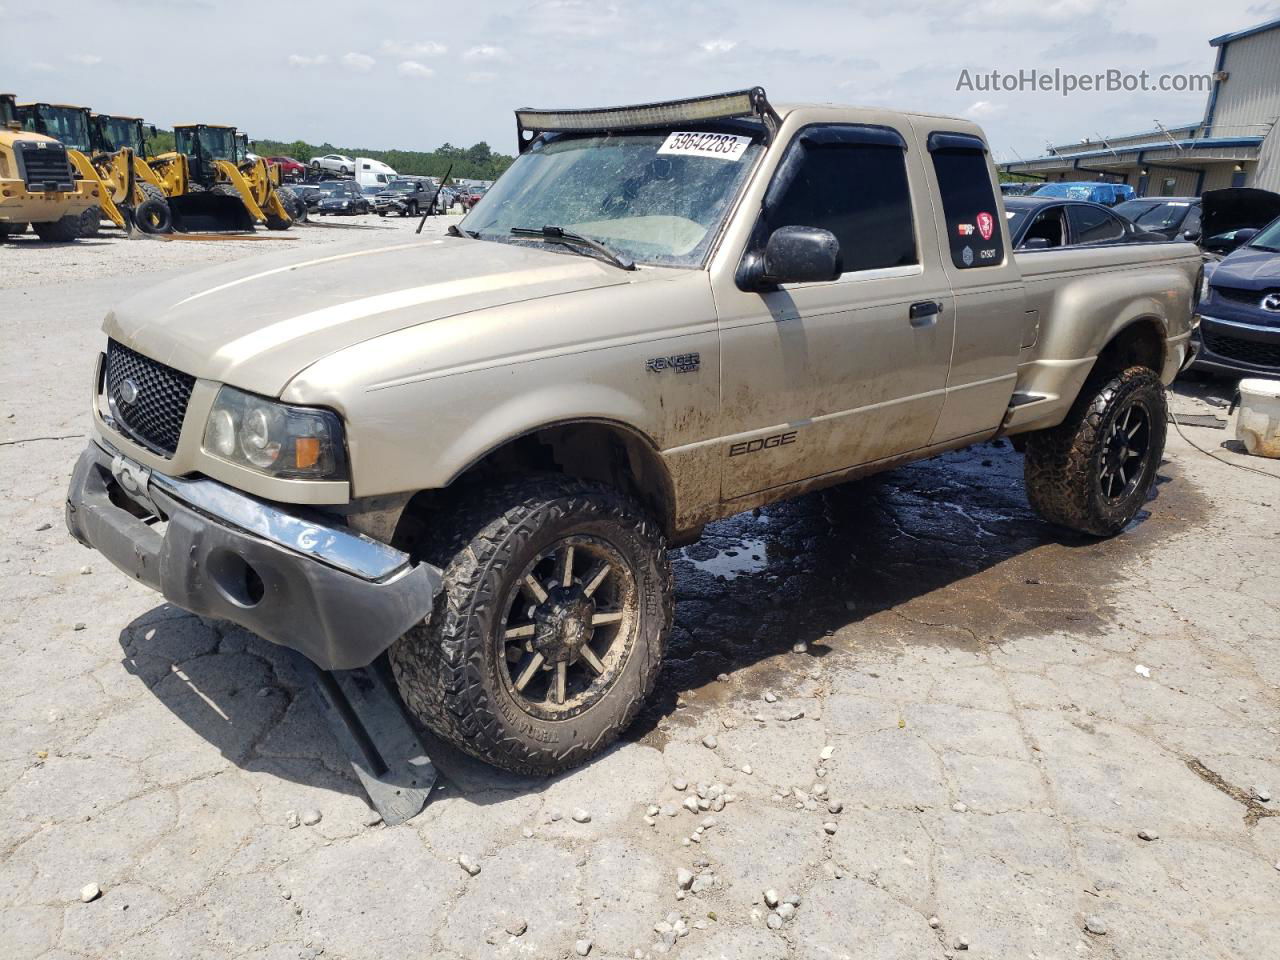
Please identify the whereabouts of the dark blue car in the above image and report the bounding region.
[1195,215,1280,376]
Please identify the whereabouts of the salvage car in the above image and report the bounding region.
[1193,213,1280,377]
[267,156,307,181]
[315,180,370,215]
[67,88,1199,776]
[1004,196,1163,249]
[1033,181,1134,206]
[374,178,435,216]
[1113,197,1201,241]
[310,153,355,176]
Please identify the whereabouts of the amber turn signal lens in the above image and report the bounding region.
[295,436,321,470]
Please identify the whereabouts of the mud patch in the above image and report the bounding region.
[630,440,1208,745]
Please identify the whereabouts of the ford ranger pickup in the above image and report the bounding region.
[66,88,1201,774]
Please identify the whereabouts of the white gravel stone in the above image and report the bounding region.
[572,808,592,823]
[285,810,300,829]
[955,937,970,950]
[661,803,679,817]
[1085,916,1107,935]
[764,691,778,703]
[777,902,796,921]
[682,796,700,814]
[458,854,482,876]
[792,642,808,654]
[80,883,101,903]
[1138,829,1159,841]
[928,916,940,928]
[676,868,695,890]
[702,734,718,749]
[823,821,838,835]
[766,912,783,930]
[741,763,753,775]
[764,888,780,908]
[575,939,593,956]
[672,778,688,791]
[1251,785,1271,802]
[827,799,844,814]
[951,802,968,813]
[504,917,528,937]
[820,745,835,760]
[701,816,716,829]
[301,809,322,826]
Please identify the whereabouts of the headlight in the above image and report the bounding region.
[202,386,347,480]
[340,200,351,207]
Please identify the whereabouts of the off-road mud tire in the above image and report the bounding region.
[390,475,673,776]
[1024,365,1167,537]
[33,214,82,242]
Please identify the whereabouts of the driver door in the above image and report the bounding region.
[712,122,955,502]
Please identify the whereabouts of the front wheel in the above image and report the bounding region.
[390,476,672,776]
[1024,365,1167,537]
[33,214,82,242]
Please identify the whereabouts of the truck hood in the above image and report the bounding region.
[104,235,640,396]
[1200,187,1280,238]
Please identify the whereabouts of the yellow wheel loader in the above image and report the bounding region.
[1,94,100,241]
[149,124,298,232]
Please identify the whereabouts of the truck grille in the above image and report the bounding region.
[1202,330,1280,370]
[15,140,75,193]
[105,340,196,456]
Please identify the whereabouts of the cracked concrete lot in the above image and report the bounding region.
[3,218,1279,960]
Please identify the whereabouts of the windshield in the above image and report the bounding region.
[1249,217,1280,252]
[1005,206,1033,238]
[318,182,346,194]
[202,127,236,160]
[1130,202,1191,229]
[39,106,92,151]
[97,117,142,152]
[383,180,417,192]
[463,130,764,267]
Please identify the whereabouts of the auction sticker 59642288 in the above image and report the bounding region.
[657,131,752,160]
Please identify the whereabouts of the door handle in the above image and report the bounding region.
[909,301,941,327]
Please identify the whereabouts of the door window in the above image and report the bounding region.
[1181,206,1202,236]
[928,137,1004,268]
[763,128,917,274]
[1067,205,1126,244]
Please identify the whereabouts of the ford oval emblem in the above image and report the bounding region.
[119,379,140,405]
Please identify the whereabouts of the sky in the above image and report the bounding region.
[5,0,1280,163]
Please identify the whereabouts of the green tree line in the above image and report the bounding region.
[143,129,513,181]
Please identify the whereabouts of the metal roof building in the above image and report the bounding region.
[1001,16,1280,196]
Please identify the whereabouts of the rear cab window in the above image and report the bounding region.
[758,124,918,275]
[1067,205,1126,244]
[927,132,1004,269]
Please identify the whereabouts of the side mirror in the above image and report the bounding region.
[760,225,841,286]
[1021,236,1051,250]
[1233,227,1259,248]
[1182,229,1201,242]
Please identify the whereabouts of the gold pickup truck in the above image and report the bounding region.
[67,89,1200,775]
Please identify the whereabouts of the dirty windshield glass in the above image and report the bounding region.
[39,108,92,152]
[463,130,764,267]
[97,117,141,152]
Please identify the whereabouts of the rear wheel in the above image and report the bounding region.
[276,185,306,225]
[390,476,672,776]
[33,215,82,242]
[1024,365,1167,536]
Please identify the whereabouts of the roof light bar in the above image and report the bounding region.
[515,87,779,152]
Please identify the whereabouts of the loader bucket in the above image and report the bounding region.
[167,192,256,233]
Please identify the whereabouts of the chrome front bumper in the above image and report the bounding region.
[66,440,442,670]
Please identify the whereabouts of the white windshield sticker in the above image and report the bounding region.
[658,131,752,160]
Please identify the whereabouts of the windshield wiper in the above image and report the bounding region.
[447,224,480,239]
[511,225,635,271]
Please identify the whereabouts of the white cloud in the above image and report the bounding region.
[964,100,1004,118]
[466,71,499,84]
[464,44,508,61]
[287,53,328,67]
[382,40,447,57]
[68,54,103,66]
[698,39,737,55]
[30,61,54,72]
[397,61,435,78]
[341,52,376,71]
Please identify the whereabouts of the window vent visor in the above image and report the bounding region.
[927,131,989,153]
